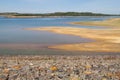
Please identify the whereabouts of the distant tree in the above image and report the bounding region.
[0,12,118,16]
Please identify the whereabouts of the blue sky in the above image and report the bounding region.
[0,0,120,14]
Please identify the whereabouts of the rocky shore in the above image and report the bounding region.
[0,55,120,80]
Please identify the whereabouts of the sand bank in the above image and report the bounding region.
[25,18,120,52]
[71,18,120,29]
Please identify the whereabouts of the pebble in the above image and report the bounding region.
[0,55,119,80]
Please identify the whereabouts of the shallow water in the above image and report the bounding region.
[0,48,120,55]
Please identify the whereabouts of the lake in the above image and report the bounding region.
[0,16,113,44]
[0,16,119,55]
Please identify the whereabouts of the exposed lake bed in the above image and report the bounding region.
[26,18,120,53]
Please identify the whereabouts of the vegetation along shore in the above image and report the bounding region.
[0,12,119,18]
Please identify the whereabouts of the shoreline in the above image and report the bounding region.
[71,18,120,29]
[25,18,120,53]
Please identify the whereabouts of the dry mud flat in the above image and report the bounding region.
[26,18,120,53]
[0,55,120,80]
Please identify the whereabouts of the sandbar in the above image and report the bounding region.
[25,18,120,52]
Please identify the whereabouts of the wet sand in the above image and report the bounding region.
[26,18,120,52]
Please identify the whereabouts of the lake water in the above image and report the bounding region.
[0,16,116,44]
[0,16,120,55]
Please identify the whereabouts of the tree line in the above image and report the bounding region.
[0,12,119,16]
